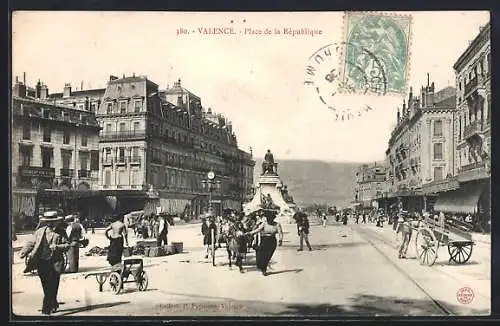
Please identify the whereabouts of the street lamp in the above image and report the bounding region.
[201,170,221,214]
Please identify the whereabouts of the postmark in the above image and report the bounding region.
[303,42,387,121]
[456,286,474,304]
[340,11,412,94]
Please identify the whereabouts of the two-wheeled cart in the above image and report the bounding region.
[84,257,148,294]
[414,215,475,266]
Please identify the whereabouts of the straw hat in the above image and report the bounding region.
[39,211,64,223]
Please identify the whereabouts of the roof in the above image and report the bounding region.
[453,22,490,71]
[49,88,106,99]
[434,95,456,108]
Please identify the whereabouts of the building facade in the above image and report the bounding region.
[11,79,101,228]
[433,23,491,231]
[355,163,387,209]
[385,79,456,212]
[47,75,255,218]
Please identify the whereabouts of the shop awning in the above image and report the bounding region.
[433,183,483,214]
[158,198,191,215]
[422,178,460,194]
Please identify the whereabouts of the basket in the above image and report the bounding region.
[171,242,183,254]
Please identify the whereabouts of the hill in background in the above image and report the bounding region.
[252,158,363,208]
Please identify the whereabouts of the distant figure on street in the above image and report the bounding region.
[157,214,169,247]
[294,210,312,251]
[322,213,327,227]
[396,213,412,259]
[342,213,348,225]
[201,215,218,259]
[362,213,367,224]
[105,214,129,266]
[65,215,85,273]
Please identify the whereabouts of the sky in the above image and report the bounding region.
[12,11,490,163]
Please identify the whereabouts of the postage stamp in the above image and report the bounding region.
[339,11,412,95]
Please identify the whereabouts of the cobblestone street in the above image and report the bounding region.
[11,220,490,317]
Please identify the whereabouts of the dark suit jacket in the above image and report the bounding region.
[296,214,310,234]
[20,226,69,273]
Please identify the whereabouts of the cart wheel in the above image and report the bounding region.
[136,271,149,291]
[448,242,473,264]
[109,272,123,294]
[415,227,438,266]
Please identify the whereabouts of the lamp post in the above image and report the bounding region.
[201,170,221,215]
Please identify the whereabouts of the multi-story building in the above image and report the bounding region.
[355,163,387,209]
[433,23,491,231]
[11,79,101,228]
[48,75,254,218]
[385,78,456,212]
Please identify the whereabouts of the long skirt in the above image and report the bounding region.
[256,236,277,272]
[107,237,124,266]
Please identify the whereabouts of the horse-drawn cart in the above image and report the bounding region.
[414,215,475,266]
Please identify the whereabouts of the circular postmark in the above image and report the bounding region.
[304,42,387,121]
[456,287,474,304]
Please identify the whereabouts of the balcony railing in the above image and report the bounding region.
[78,169,91,178]
[463,120,483,139]
[459,161,485,173]
[464,76,478,96]
[60,168,74,177]
[100,130,148,141]
[101,156,142,165]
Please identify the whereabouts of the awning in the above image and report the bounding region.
[433,183,483,214]
[158,198,191,215]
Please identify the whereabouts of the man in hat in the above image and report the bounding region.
[396,212,412,259]
[201,212,218,259]
[105,214,129,266]
[19,211,69,315]
[294,208,312,251]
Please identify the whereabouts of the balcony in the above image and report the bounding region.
[464,76,478,96]
[60,168,74,178]
[19,166,55,178]
[463,120,485,139]
[100,130,148,141]
[78,169,91,178]
[459,161,485,173]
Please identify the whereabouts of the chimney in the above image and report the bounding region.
[174,78,181,88]
[35,80,42,98]
[81,81,84,91]
[397,107,400,122]
[402,101,406,116]
[40,83,49,100]
[23,72,26,85]
[13,80,26,98]
[63,83,72,97]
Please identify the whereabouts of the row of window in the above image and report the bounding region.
[457,52,491,95]
[105,100,143,115]
[19,146,99,171]
[22,123,89,146]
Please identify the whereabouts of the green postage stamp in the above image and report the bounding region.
[340,12,412,95]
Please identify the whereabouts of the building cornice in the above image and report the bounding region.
[453,23,490,72]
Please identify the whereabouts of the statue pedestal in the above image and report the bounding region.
[243,173,296,220]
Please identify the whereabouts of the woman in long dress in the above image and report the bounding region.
[245,209,283,276]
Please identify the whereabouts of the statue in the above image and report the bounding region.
[262,149,276,175]
[261,193,279,210]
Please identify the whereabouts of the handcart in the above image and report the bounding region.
[84,257,148,294]
[414,215,475,266]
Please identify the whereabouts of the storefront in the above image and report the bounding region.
[433,179,490,232]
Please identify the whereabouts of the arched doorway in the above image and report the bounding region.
[77,182,90,191]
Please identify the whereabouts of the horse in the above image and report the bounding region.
[220,219,249,273]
